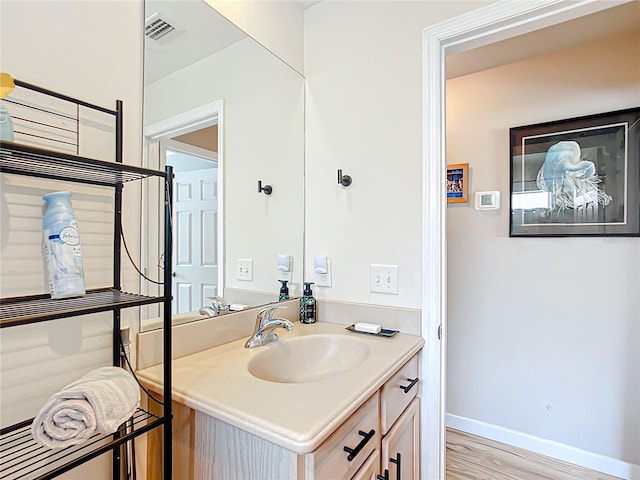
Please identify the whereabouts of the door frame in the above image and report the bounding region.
[421,1,632,478]
[141,100,224,323]
[165,139,219,314]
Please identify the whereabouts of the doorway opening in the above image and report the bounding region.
[422,1,635,479]
[141,100,224,327]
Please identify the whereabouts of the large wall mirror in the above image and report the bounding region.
[140,0,305,331]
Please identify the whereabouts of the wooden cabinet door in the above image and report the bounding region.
[352,450,380,480]
[381,398,420,480]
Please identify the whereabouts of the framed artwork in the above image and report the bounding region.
[509,107,640,237]
[446,163,469,203]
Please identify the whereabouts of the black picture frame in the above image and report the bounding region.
[509,107,640,237]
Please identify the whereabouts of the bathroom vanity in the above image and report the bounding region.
[137,321,423,479]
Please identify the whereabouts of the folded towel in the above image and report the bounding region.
[31,366,140,449]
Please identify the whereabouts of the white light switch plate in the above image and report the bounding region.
[370,264,398,294]
[237,259,253,281]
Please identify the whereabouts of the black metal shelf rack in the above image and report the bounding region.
[0,141,166,187]
[0,79,172,480]
[0,409,161,480]
[0,288,165,328]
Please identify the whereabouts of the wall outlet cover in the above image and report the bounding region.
[316,271,332,287]
[279,270,292,282]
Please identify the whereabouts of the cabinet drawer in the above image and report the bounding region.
[351,449,380,480]
[306,392,380,479]
[380,354,419,434]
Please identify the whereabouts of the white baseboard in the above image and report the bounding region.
[446,414,640,480]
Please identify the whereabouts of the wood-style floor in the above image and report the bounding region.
[446,428,622,480]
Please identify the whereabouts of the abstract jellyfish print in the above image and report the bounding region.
[536,140,612,213]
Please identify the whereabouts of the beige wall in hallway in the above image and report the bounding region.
[446,30,640,464]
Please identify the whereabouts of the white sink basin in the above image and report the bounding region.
[247,334,370,383]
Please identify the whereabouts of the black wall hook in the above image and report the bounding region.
[258,180,273,195]
[338,169,352,187]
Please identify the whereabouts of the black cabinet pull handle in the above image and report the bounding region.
[390,452,401,480]
[377,469,389,480]
[399,377,419,393]
[343,429,375,461]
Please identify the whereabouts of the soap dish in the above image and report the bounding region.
[345,324,399,337]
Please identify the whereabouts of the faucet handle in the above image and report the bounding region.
[258,304,287,319]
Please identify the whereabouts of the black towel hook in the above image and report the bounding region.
[338,169,352,187]
[258,180,273,195]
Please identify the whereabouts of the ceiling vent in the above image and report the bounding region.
[145,14,176,41]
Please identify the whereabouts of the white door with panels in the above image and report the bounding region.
[173,167,218,314]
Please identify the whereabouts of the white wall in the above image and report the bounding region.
[0,1,144,477]
[304,1,492,308]
[446,31,640,466]
[145,37,305,298]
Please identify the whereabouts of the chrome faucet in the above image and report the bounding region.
[199,296,229,317]
[245,305,294,349]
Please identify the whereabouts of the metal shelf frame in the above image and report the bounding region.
[0,79,172,480]
[0,409,162,480]
[0,141,167,187]
[0,288,165,328]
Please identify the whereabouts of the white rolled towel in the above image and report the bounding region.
[31,366,140,449]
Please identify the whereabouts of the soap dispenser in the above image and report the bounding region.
[299,282,316,324]
[278,280,290,301]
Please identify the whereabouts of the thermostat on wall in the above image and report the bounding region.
[474,191,500,210]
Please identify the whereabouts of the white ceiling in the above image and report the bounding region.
[446,1,639,79]
[144,0,320,85]
[145,1,639,85]
[144,0,247,85]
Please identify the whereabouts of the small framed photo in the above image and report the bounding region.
[510,107,640,237]
[446,163,469,204]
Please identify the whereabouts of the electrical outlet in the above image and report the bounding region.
[315,256,332,287]
[237,259,253,281]
[316,271,332,287]
[279,271,292,282]
[119,326,131,346]
[370,264,398,294]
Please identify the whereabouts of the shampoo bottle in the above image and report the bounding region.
[299,282,316,324]
[42,191,86,299]
[278,280,289,301]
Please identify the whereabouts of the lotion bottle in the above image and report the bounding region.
[278,280,289,301]
[299,282,316,323]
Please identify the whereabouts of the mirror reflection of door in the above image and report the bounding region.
[165,135,219,314]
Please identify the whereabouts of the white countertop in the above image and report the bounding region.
[136,321,424,454]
